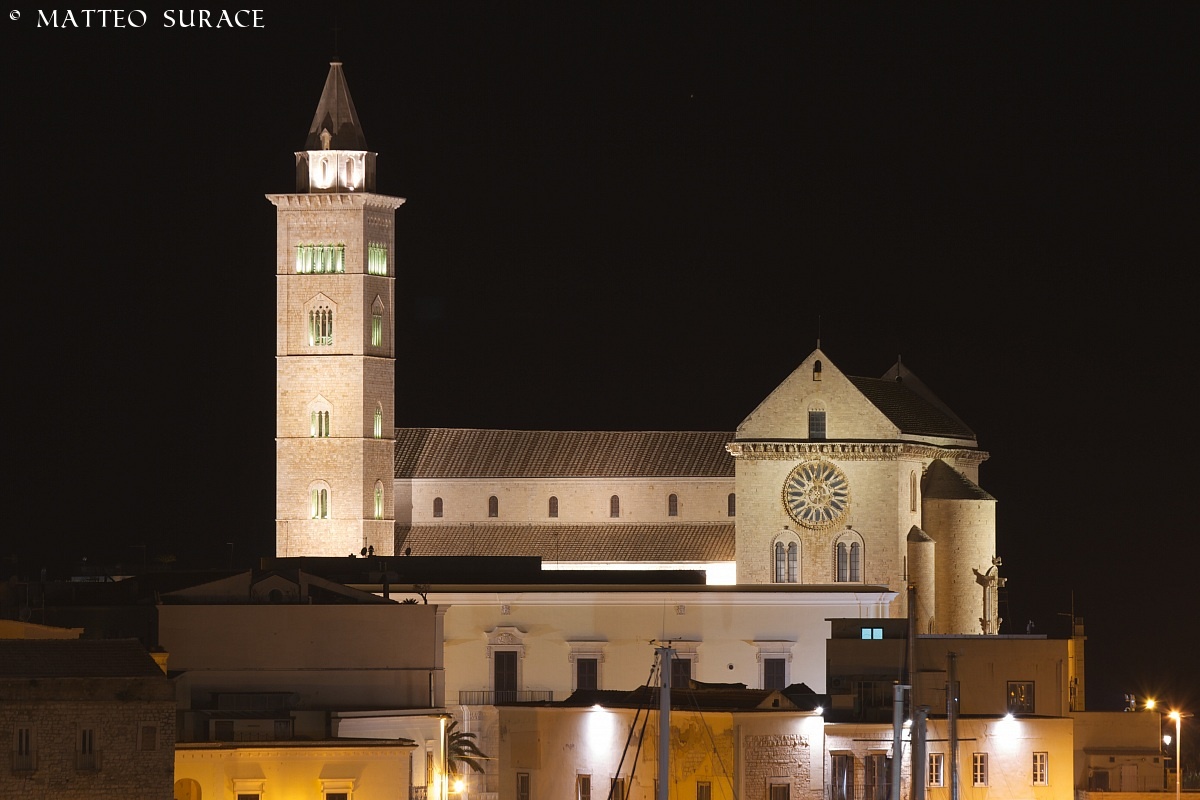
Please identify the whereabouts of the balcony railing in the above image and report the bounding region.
[826,784,889,800]
[12,751,35,772]
[458,690,554,705]
[76,751,101,771]
[411,786,427,800]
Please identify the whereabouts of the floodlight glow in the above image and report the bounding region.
[1147,699,1157,710]
[814,706,824,715]
[453,779,465,793]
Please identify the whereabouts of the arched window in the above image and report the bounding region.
[668,494,678,517]
[488,496,498,518]
[774,535,800,583]
[727,493,736,517]
[373,403,383,439]
[834,532,865,583]
[910,470,918,513]
[371,298,385,347]
[433,497,443,518]
[310,486,330,519]
[310,409,330,437]
[308,305,333,346]
[609,495,620,518]
[548,496,559,518]
[374,481,384,520]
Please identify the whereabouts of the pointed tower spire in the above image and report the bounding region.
[295,61,377,192]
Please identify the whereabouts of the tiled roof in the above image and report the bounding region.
[396,523,735,561]
[848,376,976,440]
[394,429,735,479]
[0,639,164,678]
[922,459,995,500]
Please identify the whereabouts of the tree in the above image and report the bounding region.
[446,720,488,775]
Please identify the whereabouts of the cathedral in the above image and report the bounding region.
[274,62,1002,639]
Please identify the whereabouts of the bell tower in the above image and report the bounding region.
[269,62,403,557]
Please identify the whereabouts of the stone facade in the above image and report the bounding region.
[271,73,405,559]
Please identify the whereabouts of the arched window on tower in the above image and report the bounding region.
[834,531,865,583]
[310,484,330,519]
[310,409,330,437]
[308,306,333,346]
[609,495,620,518]
[668,494,679,517]
[548,496,559,518]
[373,403,383,439]
[433,497,443,518]
[488,496,499,518]
[728,493,736,517]
[910,470,918,513]
[374,481,384,520]
[371,298,385,348]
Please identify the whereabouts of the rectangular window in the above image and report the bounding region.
[973,753,988,787]
[611,778,625,800]
[77,727,97,770]
[860,627,883,640]
[770,784,789,800]
[518,773,531,800]
[576,657,598,691]
[928,753,945,787]
[495,650,519,701]
[670,657,692,687]
[139,724,158,751]
[14,726,34,771]
[578,775,591,800]
[808,410,826,440]
[832,754,854,800]
[1008,681,1035,713]
[326,795,349,800]
[368,242,389,276]
[865,754,889,800]
[764,657,786,690]
[697,782,712,800]
[1032,752,1048,786]
[372,312,383,346]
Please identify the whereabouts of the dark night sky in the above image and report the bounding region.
[3,4,1196,714]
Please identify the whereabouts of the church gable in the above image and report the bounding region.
[735,349,898,441]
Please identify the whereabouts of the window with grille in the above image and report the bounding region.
[832,754,855,800]
[770,784,789,800]
[764,657,786,690]
[973,753,988,787]
[697,782,711,800]
[928,753,945,787]
[808,410,826,440]
[670,657,691,687]
[1032,752,1048,785]
[517,773,531,800]
[578,775,591,800]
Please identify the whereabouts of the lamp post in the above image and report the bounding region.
[1168,711,1191,800]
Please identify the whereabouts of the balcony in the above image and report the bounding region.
[458,690,554,705]
[76,750,102,771]
[12,751,36,773]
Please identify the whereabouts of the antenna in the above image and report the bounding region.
[331,13,341,61]
[816,315,822,350]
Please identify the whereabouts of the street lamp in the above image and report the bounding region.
[1168,710,1192,800]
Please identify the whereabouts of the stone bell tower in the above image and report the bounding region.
[269,62,404,557]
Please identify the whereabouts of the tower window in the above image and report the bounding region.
[488,496,498,518]
[433,497,443,518]
[609,495,620,518]
[308,306,333,346]
[668,494,678,517]
[808,410,826,440]
[727,493,736,517]
[367,243,388,276]
[372,310,383,347]
[373,404,383,438]
[813,359,823,381]
[548,496,559,518]
[295,243,346,274]
[374,482,384,520]
[310,488,330,519]
[310,409,330,437]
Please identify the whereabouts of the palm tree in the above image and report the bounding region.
[446,720,488,775]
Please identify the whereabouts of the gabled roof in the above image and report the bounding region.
[303,61,368,151]
[396,523,735,561]
[847,376,975,439]
[394,429,734,479]
[0,639,163,678]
